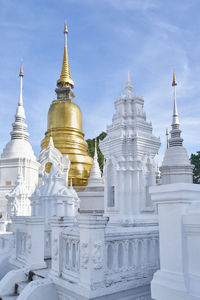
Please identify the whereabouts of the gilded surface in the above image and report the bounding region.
[41,100,93,186]
[57,22,74,87]
[172,72,177,86]
[41,24,93,186]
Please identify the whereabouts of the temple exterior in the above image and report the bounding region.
[0,24,199,300]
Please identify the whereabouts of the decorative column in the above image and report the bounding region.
[183,205,200,297]
[78,214,108,291]
[50,216,74,277]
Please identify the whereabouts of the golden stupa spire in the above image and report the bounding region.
[172,71,177,86]
[57,21,74,87]
[19,63,24,77]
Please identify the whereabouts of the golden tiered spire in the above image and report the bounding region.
[172,71,177,86]
[57,21,74,87]
[19,63,24,77]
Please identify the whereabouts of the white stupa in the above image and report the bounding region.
[161,72,194,184]
[87,138,103,187]
[0,65,39,216]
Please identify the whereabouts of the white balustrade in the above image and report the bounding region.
[17,230,27,263]
[44,229,51,259]
[61,232,80,282]
[0,233,12,251]
[105,236,159,281]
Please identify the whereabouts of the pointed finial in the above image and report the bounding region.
[172,72,177,86]
[166,128,169,136]
[172,72,179,126]
[124,71,133,95]
[94,138,98,159]
[49,135,54,147]
[64,20,68,34]
[168,72,183,147]
[18,63,24,108]
[19,63,24,77]
[57,21,74,88]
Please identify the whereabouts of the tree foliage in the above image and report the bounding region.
[86,132,107,172]
[190,151,200,184]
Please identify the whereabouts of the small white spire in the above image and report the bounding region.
[49,135,54,148]
[124,71,133,96]
[172,88,179,126]
[18,63,24,106]
[172,72,179,126]
[87,139,102,187]
[10,64,29,141]
[168,73,183,147]
[94,138,98,160]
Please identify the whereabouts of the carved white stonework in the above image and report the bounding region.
[31,163,79,223]
[92,241,103,270]
[80,242,89,269]
[26,234,32,254]
[53,238,58,261]
[38,136,70,186]
[100,75,160,220]
[6,168,31,219]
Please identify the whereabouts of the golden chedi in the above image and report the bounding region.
[41,22,93,186]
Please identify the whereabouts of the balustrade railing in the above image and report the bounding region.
[44,229,51,259]
[17,230,28,263]
[0,233,12,251]
[61,231,80,282]
[105,234,159,281]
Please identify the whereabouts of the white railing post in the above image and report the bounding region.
[78,214,108,291]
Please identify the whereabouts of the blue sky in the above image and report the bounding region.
[0,0,200,163]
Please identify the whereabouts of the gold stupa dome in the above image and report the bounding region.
[41,22,93,186]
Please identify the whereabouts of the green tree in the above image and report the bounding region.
[190,151,200,184]
[86,132,107,172]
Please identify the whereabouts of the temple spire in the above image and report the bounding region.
[124,71,133,96]
[87,139,102,187]
[169,72,183,147]
[18,63,24,108]
[9,64,29,141]
[57,21,74,88]
[172,72,179,126]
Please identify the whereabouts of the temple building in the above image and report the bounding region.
[0,23,199,300]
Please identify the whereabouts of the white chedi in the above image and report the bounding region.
[161,73,193,184]
[0,65,39,216]
[1,64,35,160]
[87,139,103,187]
